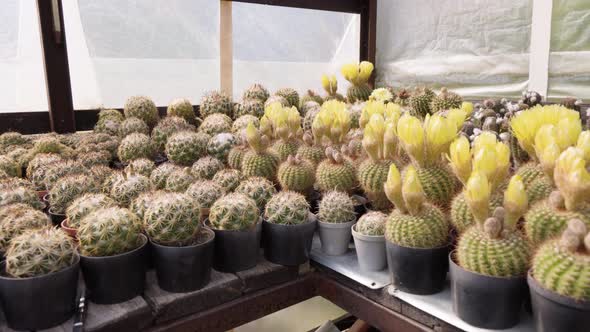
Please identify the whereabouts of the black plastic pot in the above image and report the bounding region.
[308,190,321,214]
[80,234,148,304]
[48,207,66,226]
[351,194,368,216]
[151,229,215,293]
[262,215,317,266]
[528,272,590,332]
[154,153,168,165]
[0,257,80,330]
[449,253,527,329]
[208,220,261,273]
[385,240,449,295]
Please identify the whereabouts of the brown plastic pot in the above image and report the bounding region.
[60,219,77,239]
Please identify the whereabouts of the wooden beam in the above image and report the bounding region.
[37,0,75,133]
[220,1,233,96]
[359,0,377,87]
[229,0,363,13]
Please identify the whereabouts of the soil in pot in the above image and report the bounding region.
[262,215,317,266]
[80,234,149,304]
[352,224,386,271]
[318,219,355,256]
[151,228,215,293]
[207,220,261,273]
[386,240,449,295]
[0,257,80,331]
[449,252,527,329]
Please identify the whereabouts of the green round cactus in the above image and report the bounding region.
[235,177,277,211]
[165,131,209,166]
[207,133,237,162]
[167,98,196,124]
[125,158,155,177]
[515,162,544,187]
[358,159,394,210]
[213,169,243,192]
[209,193,259,230]
[227,145,247,170]
[49,174,99,214]
[241,150,280,181]
[118,117,149,138]
[123,95,159,127]
[297,144,324,167]
[278,155,315,194]
[98,109,124,122]
[347,102,364,128]
[235,99,265,118]
[78,150,111,168]
[144,192,201,246]
[264,191,310,225]
[275,88,299,108]
[411,165,457,208]
[110,173,151,207]
[200,91,233,118]
[89,165,115,191]
[94,117,121,136]
[151,116,195,152]
[199,113,233,136]
[451,191,504,233]
[191,156,225,180]
[408,87,435,117]
[0,155,21,178]
[531,219,590,301]
[118,133,154,163]
[242,83,269,103]
[430,87,462,113]
[526,176,553,204]
[130,191,164,220]
[232,115,260,134]
[5,227,77,278]
[347,84,372,103]
[271,140,300,161]
[165,167,195,192]
[78,207,143,257]
[385,203,448,248]
[150,163,181,189]
[315,149,357,193]
[0,205,51,253]
[26,153,63,183]
[186,180,225,209]
[0,186,44,210]
[66,193,116,228]
[355,211,387,236]
[318,191,356,223]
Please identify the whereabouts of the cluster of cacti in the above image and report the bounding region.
[212,168,243,192]
[384,165,449,248]
[316,147,357,193]
[151,116,195,152]
[5,227,77,278]
[123,96,159,127]
[264,191,310,225]
[66,193,116,228]
[186,180,225,209]
[48,174,98,214]
[341,62,374,102]
[143,192,201,246]
[235,177,277,211]
[165,167,195,192]
[0,204,51,253]
[318,191,356,223]
[125,158,155,177]
[20,136,74,167]
[78,207,143,257]
[0,186,44,210]
[278,155,315,194]
[110,173,151,207]
[199,113,233,135]
[241,123,280,181]
[209,193,259,230]
[207,133,237,162]
[118,117,149,138]
[165,131,209,166]
[200,91,233,118]
[531,219,590,301]
[167,98,196,124]
[355,211,387,236]
[0,131,30,148]
[191,156,225,180]
[118,133,154,163]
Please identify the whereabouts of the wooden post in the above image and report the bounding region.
[220,1,233,97]
[360,0,377,87]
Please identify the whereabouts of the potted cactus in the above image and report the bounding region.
[240,122,280,181]
[0,227,79,330]
[0,204,51,254]
[383,164,450,294]
[77,207,148,304]
[317,191,357,255]
[450,174,531,329]
[186,180,226,222]
[351,211,388,271]
[63,193,116,238]
[165,131,210,166]
[277,155,315,195]
[48,174,98,225]
[263,191,316,265]
[207,193,260,272]
[144,192,215,292]
[528,219,590,332]
[340,62,373,102]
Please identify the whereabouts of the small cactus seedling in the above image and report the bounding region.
[340,62,374,103]
[265,191,310,225]
[355,211,387,236]
[318,191,356,224]
[209,193,259,230]
[143,192,201,246]
[235,177,277,212]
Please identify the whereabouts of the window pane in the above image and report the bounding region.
[0,0,48,113]
[232,3,360,100]
[63,0,219,109]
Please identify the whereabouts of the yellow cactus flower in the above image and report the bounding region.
[402,166,425,215]
[503,175,528,229]
[360,100,385,129]
[461,101,474,115]
[473,131,498,155]
[384,103,402,127]
[358,61,374,83]
[362,126,380,161]
[539,142,560,181]
[321,75,338,95]
[448,136,472,184]
[369,88,393,103]
[446,108,467,132]
[397,114,425,165]
[341,63,359,84]
[259,115,273,138]
[554,147,590,211]
[534,124,557,157]
[384,163,406,212]
[576,131,590,162]
[315,100,350,144]
[287,106,301,133]
[464,172,491,224]
[424,114,457,165]
[556,117,582,150]
[383,122,398,160]
[495,141,511,188]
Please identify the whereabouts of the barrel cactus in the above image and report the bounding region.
[165,131,209,166]
[143,192,201,246]
[165,167,195,192]
[207,132,237,163]
[235,177,277,211]
[232,115,260,134]
[340,62,373,103]
[186,180,226,210]
[274,88,299,108]
[48,174,98,214]
[0,155,21,178]
[235,99,265,118]
[0,205,51,253]
[315,147,357,193]
[0,186,44,210]
[167,98,196,124]
[264,191,310,225]
[209,193,259,230]
[408,87,435,118]
[199,113,233,136]
[297,133,325,167]
[318,191,356,224]
[150,163,181,189]
[355,211,387,236]
[227,145,248,170]
[241,123,279,181]
[212,169,243,192]
[278,155,315,195]
[118,117,149,138]
[123,95,159,127]
[191,156,224,180]
[66,193,116,228]
[130,191,164,220]
[118,133,154,163]
[110,173,151,207]
[200,91,233,119]
[151,116,195,152]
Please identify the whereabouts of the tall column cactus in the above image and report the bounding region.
[340,61,374,103]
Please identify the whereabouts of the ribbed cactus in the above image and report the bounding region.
[525,176,553,204]
[264,191,310,225]
[167,98,196,124]
[228,145,248,170]
[242,83,269,103]
[297,132,325,166]
[110,173,151,207]
[209,193,259,230]
[0,205,51,253]
[515,163,544,187]
[531,219,590,301]
[355,211,387,236]
[457,174,531,277]
[118,133,154,163]
[191,156,225,180]
[186,180,225,209]
[143,192,201,246]
[78,207,143,257]
[118,117,149,138]
[384,165,449,248]
[199,113,233,136]
[49,174,98,214]
[5,227,77,278]
[207,133,237,162]
[241,123,279,181]
[67,193,117,228]
[318,191,356,223]
[165,167,195,192]
[274,88,299,108]
[430,87,463,113]
[165,131,210,166]
[151,116,195,152]
[302,105,321,132]
[200,91,233,119]
[150,163,181,189]
[123,96,159,127]
[451,191,503,233]
[212,169,243,192]
[235,177,277,211]
[278,155,315,194]
[340,62,373,103]
[316,147,357,193]
[408,87,435,117]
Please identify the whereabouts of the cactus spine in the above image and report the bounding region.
[209,193,259,230]
[318,191,356,224]
[143,192,201,246]
[430,87,463,113]
[235,177,277,212]
[264,191,310,225]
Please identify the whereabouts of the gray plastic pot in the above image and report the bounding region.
[351,224,386,271]
[318,219,355,255]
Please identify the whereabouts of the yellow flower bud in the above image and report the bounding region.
[402,166,425,214]
[556,117,582,150]
[539,142,560,180]
[383,123,397,160]
[472,147,497,184]
[446,108,467,131]
[503,175,528,229]
[341,63,359,83]
[448,136,472,184]
[554,147,590,211]
[464,172,491,224]
[494,142,511,189]
[384,103,402,125]
[358,61,374,83]
[577,131,590,162]
[424,114,458,164]
[245,122,262,152]
[321,75,330,92]
[397,114,425,165]
[534,124,557,158]
[461,101,474,115]
[362,128,380,161]
[384,163,406,212]
[473,131,498,155]
[259,116,273,138]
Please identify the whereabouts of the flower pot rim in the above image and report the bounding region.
[449,250,526,281]
[527,270,590,309]
[351,224,385,242]
[386,238,449,251]
[262,214,317,228]
[0,254,80,282]
[149,228,215,249]
[204,218,262,233]
[351,194,367,205]
[79,233,147,260]
[48,207,65,216]
[61,218,76,230]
